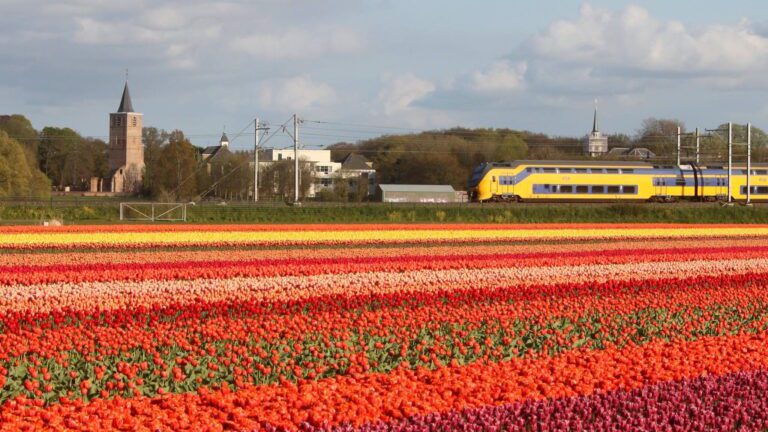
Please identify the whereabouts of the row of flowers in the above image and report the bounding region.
[2,226,768,249]
[3,332,768,430]
[2,226,768,430]
[328,369,768,432]
[1,237,764,266]
[3,245,767,286]
[1,271,768,404]
[1,222,746,234]
[3,257,768,318]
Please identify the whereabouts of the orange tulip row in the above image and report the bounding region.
[3,331,767,431]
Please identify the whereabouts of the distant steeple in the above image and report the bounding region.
[220,131,229,147]
[117,81,134,113]
[592,98,599,134]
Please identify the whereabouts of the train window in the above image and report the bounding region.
[576,185,589,193]
[592,186,605,194]
[526,168,533,173]
[759,187,768,194]
[543,184,550,190]
[624,186,637,194]
[492,176,496,182]
[606,169,619,174]
[559,185,572,193]
[758,170,768,175]
[543,168,556,173]
[575,168,588,173]
[607,186,620,194]
[598,169,607,174]
[622,169,634,174]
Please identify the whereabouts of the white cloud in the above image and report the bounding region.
[378,74,436,115]
[142,7,187,31]
[374,74,457,128]
[230,28,363,60]
[258,76,336,112]
[527,3,768,76]
[470,60,527,93]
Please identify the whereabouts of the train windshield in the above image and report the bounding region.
[467,164,488,188]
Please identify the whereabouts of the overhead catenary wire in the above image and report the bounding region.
[168,119,258,197]
[196,116,294,200]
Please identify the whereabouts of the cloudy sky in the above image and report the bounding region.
[2,0,768,149]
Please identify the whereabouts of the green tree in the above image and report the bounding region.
[152,131,200,200]
[493,133,528,161]
[39,127,105,190]
[0,131,50,197]
[258,159,314,201]
[635,118,685,162]
[142,127,170,194]
[0,115,39,168]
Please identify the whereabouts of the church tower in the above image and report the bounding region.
[108,81,144,192]
[584,99,608,157]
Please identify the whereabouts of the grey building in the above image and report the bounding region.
[376,184,458,203]
[607,147,656,160]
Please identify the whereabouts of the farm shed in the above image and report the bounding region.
[376,184,458,203]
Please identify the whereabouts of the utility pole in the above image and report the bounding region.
[695,127,700,165]
[747,122,752,205]
[676,126,681,166]
[254,118,260,202]
[728,122,733,203]
[293,114,300,203]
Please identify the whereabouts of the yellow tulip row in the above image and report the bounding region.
[1,226,766,248]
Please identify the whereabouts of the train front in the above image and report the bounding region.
[467,163,492,202]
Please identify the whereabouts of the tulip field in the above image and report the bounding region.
[4,223,768,430]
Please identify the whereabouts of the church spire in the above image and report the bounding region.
[117,81,134,113]
[592,98,599,134]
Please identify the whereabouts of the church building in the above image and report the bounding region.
[91,82,144,193]
[584,101,608,157]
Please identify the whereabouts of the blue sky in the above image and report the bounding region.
[1,0,768,150]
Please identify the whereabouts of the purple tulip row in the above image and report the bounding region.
[295,368,768,432]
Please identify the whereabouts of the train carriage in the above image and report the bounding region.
[468,160,768,203]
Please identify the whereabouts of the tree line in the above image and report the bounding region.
[2,113,767,199]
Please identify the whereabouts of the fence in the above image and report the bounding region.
[119,203,187,222]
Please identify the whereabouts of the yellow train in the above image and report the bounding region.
[468,160,768,203]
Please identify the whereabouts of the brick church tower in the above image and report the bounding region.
[92,81,144,193]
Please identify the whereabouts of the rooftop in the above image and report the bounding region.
[340,153,373,170]
[117,82,135,113]
[378,184,455,193]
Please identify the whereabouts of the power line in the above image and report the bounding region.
[197,116,294,200]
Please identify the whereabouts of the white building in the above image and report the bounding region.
[258,149,375,198]
[584,103,608,157]
[260,149,338,197]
